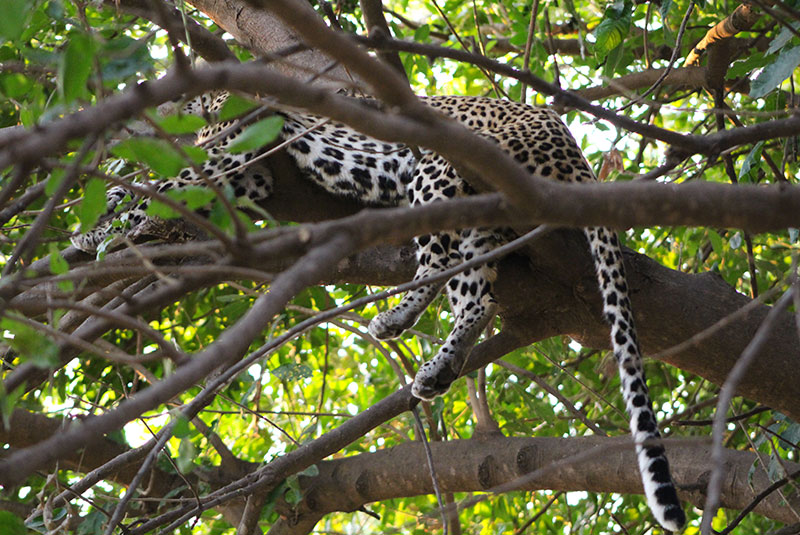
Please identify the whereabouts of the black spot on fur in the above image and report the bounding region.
[637,412,656,433]
[322,147,344,159]
[292,140,311,154]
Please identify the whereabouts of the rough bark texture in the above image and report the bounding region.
[280,437,800,526]
[11,171,800,420]
[187,0,352,88]
[106,0,237,62]
[685,3,761,66]
[3,408,798,527]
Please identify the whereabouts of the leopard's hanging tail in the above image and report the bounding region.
[584,226,685,532]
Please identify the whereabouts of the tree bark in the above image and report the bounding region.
[278,437,800,526]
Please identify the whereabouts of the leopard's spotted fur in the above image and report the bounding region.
[72,92,685,531]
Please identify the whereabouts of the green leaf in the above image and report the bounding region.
[158,114,207,135]
[738,141,764,183]
[45,169,65,196]
[145,186,216,219]
[60,32,94,103]
[414,24,431,42]
[767,22,800,55]
[111,138,186,176]
[172,413,192,439]
[0,0,32,42]
[593,1,632,55]
[100,36,154,82]
[45,1,66,21]
[750,45,800,98]
[219,94,259,121]
[76,178,107,232]
[602,44,625,79]
[0,511,25,535]
[26,509,68,534]
[768,455,787,480]
[176,437,197,474]
[209,197,234,233]
[1,316,60,368]
[1,73,33,99]
[782,422,800,446]
[144,201,179,219]
[76,510,105,535]
[229,116,284,154]
[728,52,770,78]
[181,145,208,165]
[708,230,723,257]
[172,186,217,210]
[261,481,289,521]
[48,244,74,293]
[284,474,303,505]
[594,19,627,55]
[299,464,319,477]
[0,383,25,431]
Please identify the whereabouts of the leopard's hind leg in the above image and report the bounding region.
[368,231,456,340]
[369,151,472,340]
[411,226,504,400]
[368,152,503,399]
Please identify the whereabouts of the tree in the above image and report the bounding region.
[1,0,799,533]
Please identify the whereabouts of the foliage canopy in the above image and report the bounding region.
[1,0,799,534]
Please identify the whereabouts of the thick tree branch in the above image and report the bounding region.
[0,193,536,484]
[573,66,751,101]
[186,0,351,88]
[6,180,800,421]
[279,437,800,526]
[686,3,761,66]
[359,0,408,82]
[356,32,800,153]
[3,5,800,532]
[104,0,237,62]
[1,63,799,233]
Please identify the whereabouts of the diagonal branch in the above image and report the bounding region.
[685,2,762,66]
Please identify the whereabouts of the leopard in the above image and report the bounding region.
[71,91,686,532]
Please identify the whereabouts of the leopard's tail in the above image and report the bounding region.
[585,226,686,532]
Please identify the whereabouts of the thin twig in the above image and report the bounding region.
[513,491,562,534]
[700,289,794,535]
[617,0,695,112]
[719,469,800,534]
[672,405,769,427]
[411,407,449,535]
[102,423,174,535]
[519,0,539,102]
[497,359,607,436]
